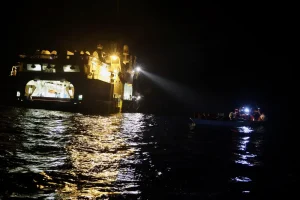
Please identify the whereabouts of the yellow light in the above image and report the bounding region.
[111,55,118,60]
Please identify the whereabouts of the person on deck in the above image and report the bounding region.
[259,112,266,121]
[229,112,234,120]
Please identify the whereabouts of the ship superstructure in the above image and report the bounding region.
[9,43,138,113]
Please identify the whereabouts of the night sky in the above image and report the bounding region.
[2,1,291,113]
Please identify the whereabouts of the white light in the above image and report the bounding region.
[237,126,254,133]
[78,94,83,100]
[244,108,250,113]
[136,67,141,72]
[111,55,118,60]
[137,95,141,100]
[16,91,20,97]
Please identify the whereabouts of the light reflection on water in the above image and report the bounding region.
[233,126,261,167]
[0,108,149,199]
[57,113,146,198]
[230,125,265,196]
[0,106,270,199]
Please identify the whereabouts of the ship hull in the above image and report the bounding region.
[2,75,121,114]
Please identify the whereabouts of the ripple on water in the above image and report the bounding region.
[0,107,272,199]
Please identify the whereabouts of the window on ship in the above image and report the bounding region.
[42,64,56,73]
[63,65,80,72]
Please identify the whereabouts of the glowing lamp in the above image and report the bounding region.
[111,55,118,60]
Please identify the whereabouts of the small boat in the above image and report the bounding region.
[190,118,265,128]
[190,106,267,128]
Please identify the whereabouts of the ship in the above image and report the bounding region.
[5,43,140,113]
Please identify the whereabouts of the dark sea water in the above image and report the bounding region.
[0,105,295,199]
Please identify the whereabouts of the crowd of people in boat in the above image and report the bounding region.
[229,107,266,121]
[193,112,225,120]
[193,107,266,122]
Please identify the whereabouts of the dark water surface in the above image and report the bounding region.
[0,106,294,199]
